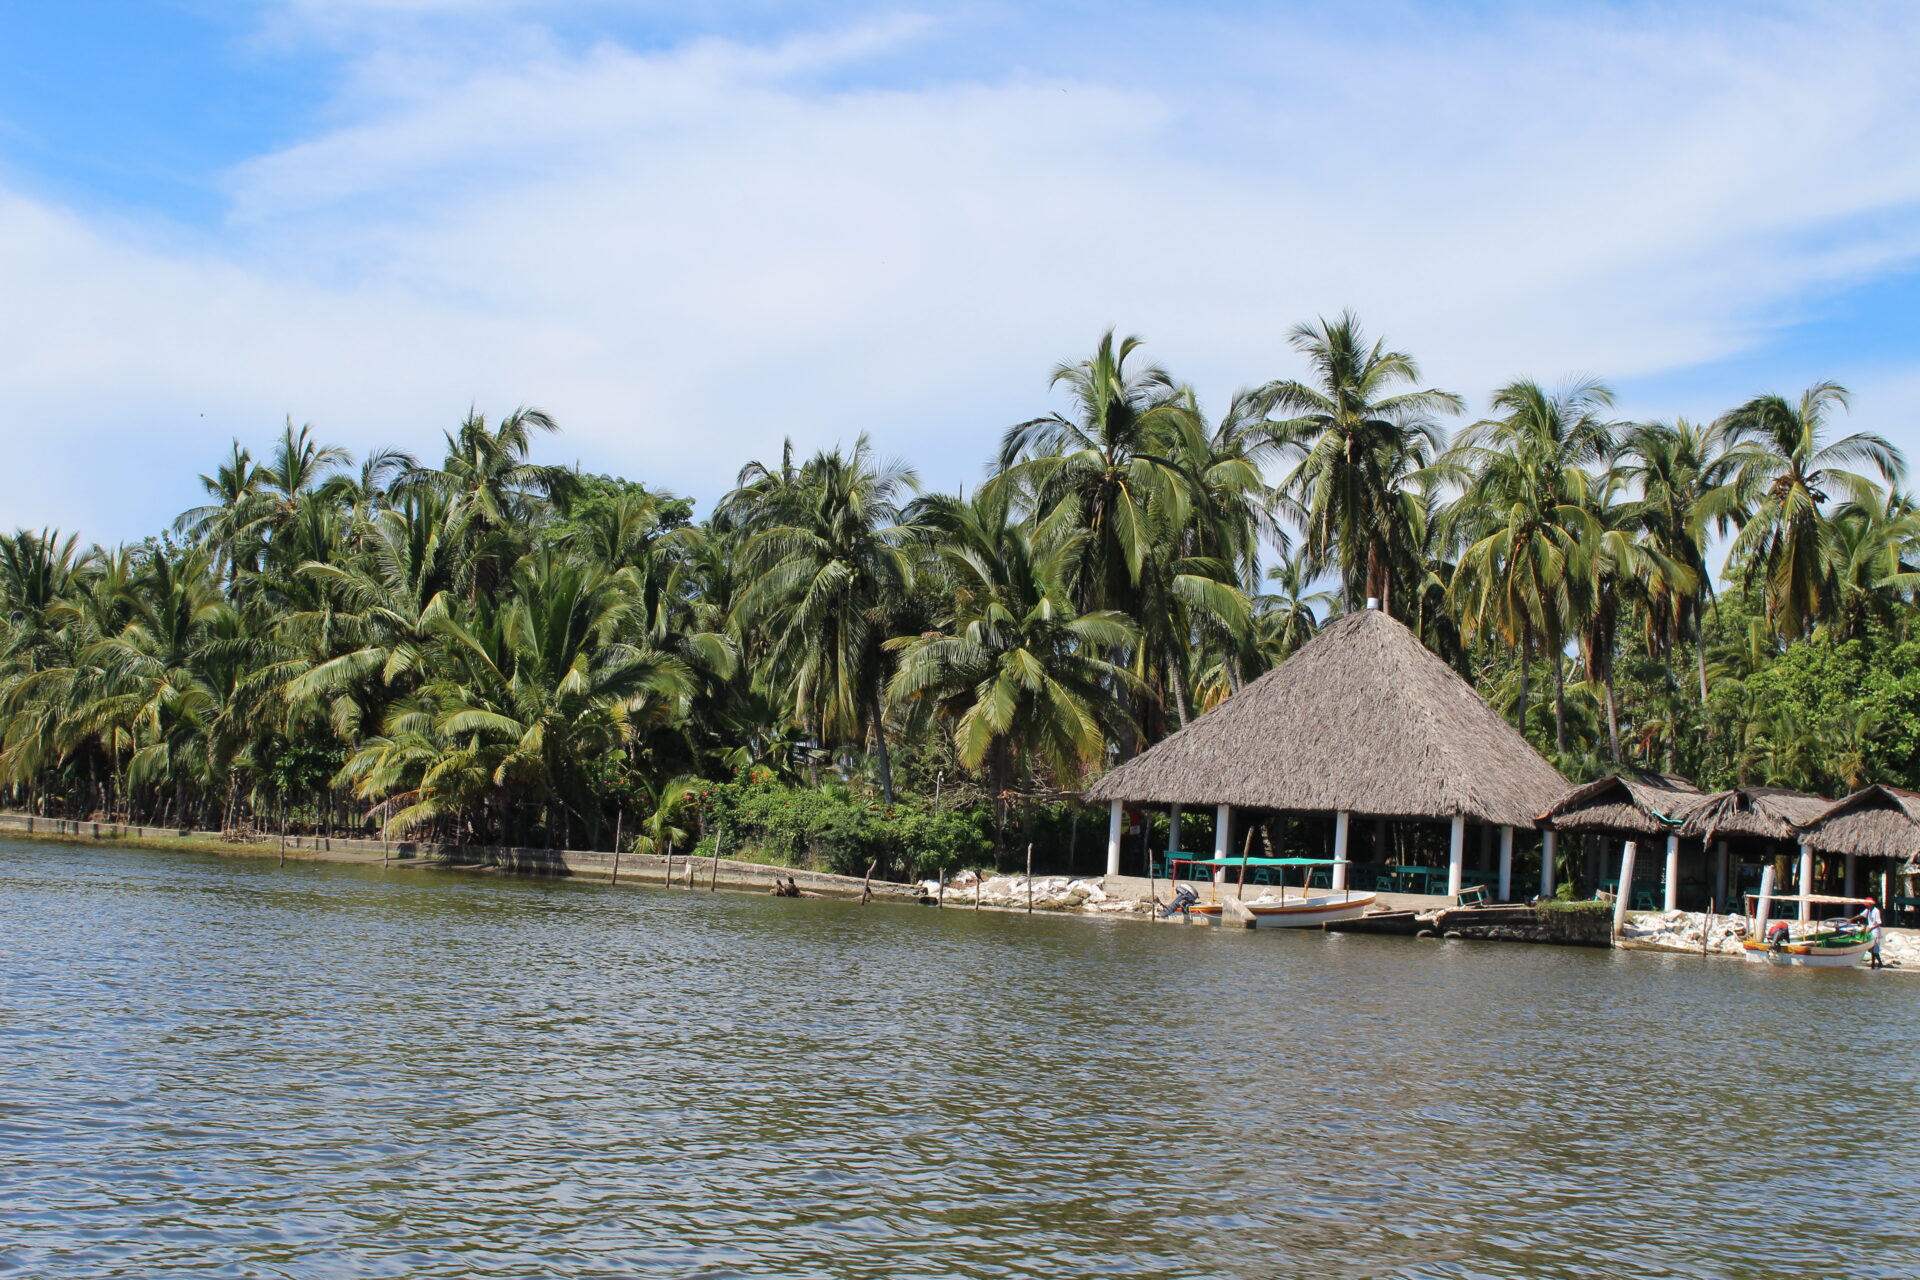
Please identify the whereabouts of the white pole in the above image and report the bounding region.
[1845,851,1857,898]
[1105,799,1123,878]
[1498,826,1514,901]
[1214,804,1231,884]
[1797,842,1814,922]
[1754,863,1777,942]
[1540,829,1557,898]
[1612,840,1639,938]
[1664,834,1681,912]
[1447,814,1466,897]
[1714,840,1728,906]
[1168,806,1182,857]
[1332,810,1351,891]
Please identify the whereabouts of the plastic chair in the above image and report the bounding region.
[1633,887,1660,911]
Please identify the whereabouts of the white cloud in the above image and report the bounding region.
[7,3,1920,542]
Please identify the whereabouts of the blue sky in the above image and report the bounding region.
[4,1,1920,542]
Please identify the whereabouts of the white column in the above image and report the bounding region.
[1105,799,1123,878]
[1714,841,1728,908]
[1214,804,1231,884]
[1845,851,1857,898]
[1498,826,1514,901]
[1754,863,1777,941]
[1664,834,1681,912]
[1167,806,1182,856]
[1540,829,1557,898]
[1797,843,1814,922]
[1612,840,1639,937]
[1447,814,1466,897]
[1333,810,1351,890]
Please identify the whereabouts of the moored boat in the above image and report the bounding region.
[1165,854,1377,928]
[1738,869,1878,968]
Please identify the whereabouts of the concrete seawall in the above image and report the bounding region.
[0,812,919,903]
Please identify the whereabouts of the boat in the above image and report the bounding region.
[1164,854,1376,928]
[1738,869,1878,968]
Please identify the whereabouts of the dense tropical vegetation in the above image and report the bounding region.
[3,316,1916,876]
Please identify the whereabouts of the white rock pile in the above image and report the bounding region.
[1619,909,1920,968]
[917,873,1151,914]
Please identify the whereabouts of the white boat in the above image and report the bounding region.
[1229,890,1377,928]
[1738,872,1877,968]
[1162,854,1377,928]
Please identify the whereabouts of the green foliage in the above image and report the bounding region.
[689,768,991,878]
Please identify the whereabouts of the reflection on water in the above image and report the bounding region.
[2,838,1918,1279]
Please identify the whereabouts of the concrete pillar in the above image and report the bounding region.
[1214,804,1232,884]
[1613,840,1639,938]
[1498,826,1514,901]
[1333,810,1351,890]
[1105,799,1123,878]
[1754,863,1777,941]
[1714,841,1728,908]
[1447,814,1466,897]
[1845,851,1857,898]
[1664,834,1681,912]
[1540,829,1557,898]
[1798,843,1814,922]
[1168,806,1182,857]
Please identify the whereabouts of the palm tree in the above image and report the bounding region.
[1260,312,1462,613]
[734,437,919,804]
[1716,382,1904,638]
[1823,493,1920,638]
[1446,379,1616,752]
[992,330,1193,615]
[1616,420,1739,705]
[889,490,1138,842]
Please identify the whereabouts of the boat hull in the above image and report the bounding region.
[1740,938,1873,968]
[1191,892,1379,928]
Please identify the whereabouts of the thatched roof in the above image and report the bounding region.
[1797,785,1920,862]
[1544,770,1707,836]
[1082,607,1567,826]
[1680,786,1830,843]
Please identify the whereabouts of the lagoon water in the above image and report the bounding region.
[3,837,1918,1279]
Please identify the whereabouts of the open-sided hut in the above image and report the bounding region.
[1542,771,1708,909]
[1680,787,1832,916]
[1798,785,1920,917]
[1084,605,1569,899]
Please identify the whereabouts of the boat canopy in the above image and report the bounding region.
[1169,855,1350,867]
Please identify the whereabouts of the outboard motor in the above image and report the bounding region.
[1161,885,1200,919]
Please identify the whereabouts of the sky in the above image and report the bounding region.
[4,0,1920,544]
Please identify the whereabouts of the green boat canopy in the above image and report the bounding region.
[1168,854,1349,867]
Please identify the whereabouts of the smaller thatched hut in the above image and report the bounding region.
[1542,771,1708,909]
[1679,786,1832,919]
[1798,786,1920,917]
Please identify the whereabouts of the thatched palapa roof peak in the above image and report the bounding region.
[1797,784,1920,863]
[1083,607,1568,827]
[1680,785,1831,843]
[1543,770,1708,837]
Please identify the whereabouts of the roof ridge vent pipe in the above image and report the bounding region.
[1365,597,1380,610]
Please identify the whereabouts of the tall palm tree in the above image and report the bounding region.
[992,330,1193,615]
[1260,312,1462,613]
[1446,379,1616,752]
[734,437,919,804]
[1616,420,1739,705]
[1716,381,1903,638]
[889,490,1138,840]
[1823,493,1920,639]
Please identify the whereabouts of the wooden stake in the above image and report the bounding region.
[709,830,721,891]
[862,859,876,905]
[1026,843,1034,914]
[1237,827,1253,899]
[279,799,286,866]
[938,866,946,908]
[663,843,673,888]
[975,873,981,910]
[1703,899,1713,958]
[610,808,623,886]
